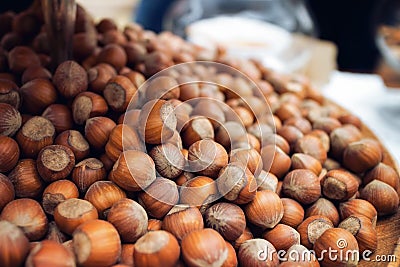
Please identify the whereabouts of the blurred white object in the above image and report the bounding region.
[76,0,138,26]
[323,71,400,165]
[187,16,311,74]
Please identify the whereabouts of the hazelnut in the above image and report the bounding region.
[181,229,228,267]
[232,133,261,152]
[162,205,204,242]
[71,158,107,193]
[144,51,174,77]
[84,181,126,216]
[323,158,341,171]
[20,79,57,114]
[339,199,378,227]
[123,70,145,88]
[0,136,19,172]
[181,116,214,148]
[363,162,399,191]
[294,134,327,163]
[247,123,274,142]
[96,18,118,33]
[16,116,55,158]
[72,92,108,124]
[53,61,88,99]
[312,117,342,134]
[329,125,362,160]
[179,176,219,212]
[291,153,322,175]
[360,180,399,216]
[25,240,76,267]
[277,125,304,150]
[338,114,362,129]
[73,32,97,60]
[275,103,302,122]
[297,215,333,249]
[124,42,147,65]
[119,109,141,128]
[84,117,116,149]
[36,145,75,182]
[145,75,180,101]
[134,230,180,267]
[305,198,340,226]
[314,228,359,266]
[100,153,114,172]
[54,198,98,235]
[338,215,378,252]
[256,170,278,192]
[284,117,312,134]
[233,227,253,251]
[149,143,185,179]
[0,79,20,108]
[1,198,48,241]
[103,75,137,112]
[97,44,127,71]
[244,190,284,229]
[55,130,90,161]
[191,99,226,129]
[204,202,246,241]
[148,219,163,231]
[12,11,41,39]
[45,221,68,243]
[309,129,331,153]
[188,139,229,178]
[8,46,40,74]
[261,133,290,154]
[0,174,14,211]
[343,139,382,173]
[0,220,30,267]
[215,121,247,149]
[320,170,359,201]
[263,224,300,251]
[261,145,291,178]
[42,180,79,215]
[0,102,22,136]
[73,219,121,267]
[280,198,305,228]
[107,198,148,243]
[217,162,257,204]
[282,169,321,205]
[284,244,319,266]
[177,76,200,101]
[8,159,44,198]
[110,150,156,191]
[230,148,263,176]
[87,63,117,93]
[138,99,177,144]
[42,104,74,134]
[1,33,22,52]
[238,239,279,267]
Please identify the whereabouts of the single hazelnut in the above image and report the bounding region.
[343,139,382,173]
[71,158,107,193]
[339,199,378,227]
[233,227,253,251]
[138,178,179,219]
[232,133,261,152]
[107,198,148,243]
[181,229,228,267]
[282,169,321,205]
[338,215,378,252]
[0,174,14,211]
[87,63,117,93]
[312,117,342,134]
[261,133,290,154]
[124,42,147,65]
[329,125,362,160]
[84,117,115,149]
[53,61,88,99]
[291,153,322,175]
[1,198,48,241]
[305,198,340,226]
[8,159,44,198]
[191,99,226,128]
[149,143,185,180]
[338,114,362,129]
[320,170,359,201]
[284,244,319,266]
[138,99,177,144]
[36,145,75,182]
[238,239,279,267]
[263,224,300,251]
[103,75,137,112]
[247,123,274,142]
[84,181,126,216]
[42,180,79,215]
[0,79,20,108]
[277,125,304,150]
[55,130,90,161]
[42,104,73,134]
[109,150,156,191]
[188,139,229,178]
[20,79,57,114]
[72,92,108,124]
[309,129,331,153]
[145,75,180,101]
[360,180,399,216]
[280,198,305,228]
[144,51,174,77]
[261,145,291,178]
[73,32,97,60]
[297,215,333,249]
[256,170,278,192]
[0,136,19,172]
[314,228,359,266]
[54,198,98,235]
[8,46,40,74]
[73,219,121,267]
[0,220,30,267]
[0,102,22,136]
[215,121,247,150]
[363,162,399,191]
[230,148,263,176]
[217,162,257,204]
[25,240,76,267]
[323,158,341,171]
[244,190,284,229]
[134,230,180,267]
[275,103,302,122]
[97,44,127,71]
[204,202,246,241]
[284,117,312,134]
[294,134,327,164]
[119,109,141,128]
[181,116,214,148]
[123,70,145,88]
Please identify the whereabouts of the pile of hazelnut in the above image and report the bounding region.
[0,3,399,267]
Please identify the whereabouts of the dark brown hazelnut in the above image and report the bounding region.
[0,103,22,136]
[8,159,44,198]
[20,79,58,114]
[282,169,321,205]
[21,66,52,84]
[0,174,14,211]
[55,130,90,161]
[53,61,88,99]
[0,79,20,108]
[261,145,291,178]
[72,158,107,193]
[42,104,73,134]
[87,63,117,93]
[72,92,108,124]
[8,46,40,74]
[103,75,137,112]
[97,44,127,71]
